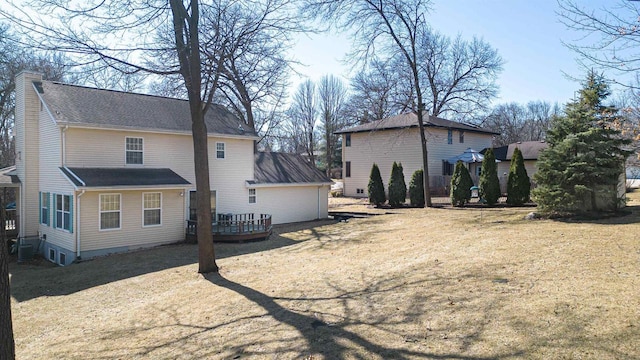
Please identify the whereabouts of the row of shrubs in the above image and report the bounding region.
[366,147,531,207]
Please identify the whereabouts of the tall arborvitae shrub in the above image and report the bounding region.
[450,161,474,206]
[409,169,424,207]
[368,163,386,206]
[479,148,501,205]
[506,147,530,205]
[388,162,407,207]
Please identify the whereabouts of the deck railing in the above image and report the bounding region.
[186,213,272,242]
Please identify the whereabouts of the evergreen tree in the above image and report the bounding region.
[479,148,501,205]
[533,71,631,213]
[450,161,474,206]
[506,147,531,205]
[409,169,425,207]
[388,162,407,207]
[368,163,386,206]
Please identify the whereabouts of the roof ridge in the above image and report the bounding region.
[41,80,195,104]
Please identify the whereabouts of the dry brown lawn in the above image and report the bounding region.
[9,192,640,359]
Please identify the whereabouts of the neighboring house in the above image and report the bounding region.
[336,111,498,197]
[490,141,549,180]
[11,71,331,265]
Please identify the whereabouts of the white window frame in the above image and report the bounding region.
[248,188,256,204]
[54,194,72,232]
[142,192,162,227]
[125,137,144,165]
[216,142,225,159]
[99,193,122,231]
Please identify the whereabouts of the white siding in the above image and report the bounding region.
[342,128,493,197]
[251,185,329,224]
[78,190,185,252]
[65,128,255,215]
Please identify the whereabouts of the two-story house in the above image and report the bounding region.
[336,112,498,197]
[12,71,331,265]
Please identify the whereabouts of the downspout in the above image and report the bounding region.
[317,186,321,220]
[61,125,68,166]
[76,190,85,260]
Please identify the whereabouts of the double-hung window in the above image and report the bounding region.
[248,189,256,204]
[100,194,121,230]
[125,137,143,165]
[143,192,162,226]
[345,134,351,147]
[447,129,453,145]
[54,194,72,232]
[459,130,464,144]
[216,142,225,159]
[40,192,50,226]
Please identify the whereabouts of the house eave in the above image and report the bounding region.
[245,181,332,188]
[336,124,499,136]
[55,122,260,140]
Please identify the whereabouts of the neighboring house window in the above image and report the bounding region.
[442,160,454,176]
[249,188,256,204]
[357,188,364,194]
[143,192,162,227]
[40,192,50,226]
[459,131,464,143]
[216,142,225,159]
[100,194,121,230]
[447,129,453,144]
[345,134,351,147]
[125,137,143,165]
[54,194,72,232]
[345,161,351,177]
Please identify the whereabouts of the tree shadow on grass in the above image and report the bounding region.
[9,219,337,301]
[205,273,517,360]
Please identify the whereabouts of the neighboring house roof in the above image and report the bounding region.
[250,152,332,185]
[60,167,191,188]
[490,141,549,161]
[335,111,499,135]
[0,166,20,187]
[33,80,257,137]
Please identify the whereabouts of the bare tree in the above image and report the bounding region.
[305,0,435,206]
[479,101,560,146]
[419,29,503,120]
[317,75,347,174]
[558,0,640,87]
[289,79,318,165]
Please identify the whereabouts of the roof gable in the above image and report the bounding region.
[35,81,256,137]
[336,111,498,135]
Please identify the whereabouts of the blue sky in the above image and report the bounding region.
[290,0,628,108]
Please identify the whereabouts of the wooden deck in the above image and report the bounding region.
[186,213,272,243]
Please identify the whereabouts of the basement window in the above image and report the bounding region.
[49,248,56,262]
[59,252,66,266]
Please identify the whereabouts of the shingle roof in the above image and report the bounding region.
[252,152,332,185]
[335,111,499,135]
[490,141,549,161]
[60,167,191,188]
[34,81,257,137]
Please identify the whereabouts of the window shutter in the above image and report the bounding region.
[39,192,42,224]
[69,195,73,233]
[52,194,57,229]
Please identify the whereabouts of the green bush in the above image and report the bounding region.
[479,148,501,205]
[368,163,386,206]
[409,169,424,207]
[450,161,474,206]
[506,147,531,205]
[388,162,407,207]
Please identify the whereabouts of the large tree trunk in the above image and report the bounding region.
[0,191,15,360]
[170,0,218,273]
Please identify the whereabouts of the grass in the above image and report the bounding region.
[9,192,640,359]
